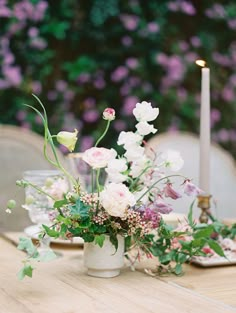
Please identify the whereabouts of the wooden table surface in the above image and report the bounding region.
[1,233,236,313]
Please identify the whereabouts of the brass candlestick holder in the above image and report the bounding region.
[197,194,212,223]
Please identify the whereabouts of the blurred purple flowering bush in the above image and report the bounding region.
[0,0,236,157]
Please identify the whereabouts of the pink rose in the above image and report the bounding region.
[82,147,116,169]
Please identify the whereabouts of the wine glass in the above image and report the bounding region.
[22,170,69,254]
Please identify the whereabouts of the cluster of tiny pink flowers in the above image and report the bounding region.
[80,192,99,209]
[124,209,152,237]
[92,210,109,225]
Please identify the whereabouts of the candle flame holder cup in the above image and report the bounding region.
[197,194,212,223]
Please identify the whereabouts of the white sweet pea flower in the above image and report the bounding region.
[161,149,184,172]
[124,145,145,162]
[135,121,157,136]
[133,101,159,122]
[130,156,150,178]
[82,147,117,169]
[100,183,136,217]
[106,158,128,183]
[117,131,142,149]
[106,158,127,172]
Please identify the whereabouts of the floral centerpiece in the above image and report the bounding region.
[15,95,227,280]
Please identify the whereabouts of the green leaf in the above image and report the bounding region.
[38,250,58,262]
[187,200,195,227]
[17,237,38,257]
[54,199,68,208]
[70,199,90,218]
[42,225,59,238]
[17,265,34,280]
[194,225,214,239]
[208,239,225,257]
[174,264,183,275]
[94,234,106,248]
[109,234,118,251]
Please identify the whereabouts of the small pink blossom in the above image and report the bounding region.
[103,108,115,121]
[163,183,182,200]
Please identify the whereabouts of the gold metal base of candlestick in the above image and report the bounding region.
[197,194,212,223]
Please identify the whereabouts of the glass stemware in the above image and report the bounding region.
[22,170,69,254]
[66,153,107,193]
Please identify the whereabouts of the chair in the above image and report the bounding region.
[147,132,236,220]
[0,125,67,231]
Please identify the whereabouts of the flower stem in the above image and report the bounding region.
[136,174,186,202]
[95,120,110,147]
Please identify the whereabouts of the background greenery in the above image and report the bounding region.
[1,0,236,158]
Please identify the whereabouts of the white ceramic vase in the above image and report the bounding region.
[83,235,124,278]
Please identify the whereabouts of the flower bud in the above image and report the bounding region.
[103,108,115,121]
[7,199,16,210]
[56,129,78,152]
[16,179,29,188]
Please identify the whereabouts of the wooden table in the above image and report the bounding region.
[1,233,236,313]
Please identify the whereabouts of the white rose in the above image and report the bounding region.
[82,147,117,169]
[117,131,142,149]
[99,183,136,217]
[135,121,157,136]
[133,101,159,122]
[161,149,184,172]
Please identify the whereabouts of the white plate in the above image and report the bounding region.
[191,252,236,267]
[24,225,84,245]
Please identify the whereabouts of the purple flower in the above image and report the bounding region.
[228,19,236,30]
[147,22,159,33]
[28,27,39,38]
[120,14,139,31]
[16,110,26,122]
[93,77,106,89]
[83,110,99,123]
[163,183,182,200]
[111,66,129,82]
[143,207,161,229]
[0,6,11,17]
[178,41,189,52]
[180,1,196,15]
[210,109,221,127]
[125,58,139,69]
[150,197,173,214]
[121,36,133,47]
[217,129,230,142]
[190,36,201,47]
[0,79,9,89]
[122,96,139,116]
[80,135,94,152]
[55,80,68,92]
[30,38,47,50]
[77,73,90,84]
[3,52,14,65]
[222,87,234,102]
[168,2,178,11]
[84,98,96,109]
[31,81,42,94]
[120,84,131,96]
[183,180,201,196]
[3,65,22,86]
[113,120,127,132]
